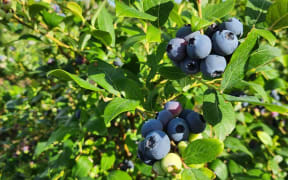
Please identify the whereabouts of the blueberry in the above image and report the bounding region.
[271,90,280,101]
[157,110,174,127]
[167,38,187,62]
[120,160,134,171]
[137,141,156,165]
[186,34,212,59]
[179,109,194,119]
[205,23,219,37]
[164,101,183,117]
[161,153,182,173]
[177,141,188,155]
[143,130,171,160]
[176,24,192,38]
[212,30,238,56]
[167,118,189,142]
[184,31,201,41]
[179,57,200,74]
[200,55,227,78]
[185,111,206,134]
[75,55,86,65]
[75,109,81,119]
[113,58,124,67]
[219,18,243,37]
[141,119,163,137]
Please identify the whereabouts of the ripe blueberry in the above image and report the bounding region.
[185,111,206,134]
[179,109,194,119]
[164,101,183,117]
[200,55,227,78]
[186,34,212,59]
[137,141,156,165]
[212,30,238,56]
[141,119,163,137]
[161,153,182,173]
[184,31,201,41]
[176,24,192,38]
[157,110,174,127]
[166,38,187,62]
[179,57,200,74]
[219,18,243,37]
[113,58,124,67]
[167,118,190,142]
[143,130,171,160]
[271,90,280,101]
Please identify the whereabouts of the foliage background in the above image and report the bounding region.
[0,0,288,179]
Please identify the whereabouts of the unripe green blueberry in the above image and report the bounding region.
[161,153,182,174]
[152,161,166,176]
[177,141,188,155]
[188,133,203,142]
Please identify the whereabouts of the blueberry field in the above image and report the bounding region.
[1,0,288,179]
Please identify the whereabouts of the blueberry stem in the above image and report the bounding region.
[192,76,221,92]
[197,0,204,34]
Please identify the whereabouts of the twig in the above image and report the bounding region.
[197,0,204,34]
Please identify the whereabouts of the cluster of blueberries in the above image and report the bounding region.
[137,101,206,172]
[166,18,243,78]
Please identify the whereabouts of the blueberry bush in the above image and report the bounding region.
[1,0,288,179]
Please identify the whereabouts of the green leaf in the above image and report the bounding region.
[143,0,171,11]
[158,66,186,80]
[221,29,258,92]
[203,89,236,140]
[191,16,213,32]
[19,34,41,41]
[88,73,120,96]
[202,0,235,20]
[168,3,184,27]
[266,0,288,30]
[144,0,174,27]
[92,30,112,46]
[224,137,253,157]
[223,94,288,114]
[241,81,269,103]
[122,34,146,51]
[66,2,85,23]
[183,138,224,164]
[29,2,50,18]
[72,156,93,177]
[101,153,116,171]
[91,0,107,27]
[246,45,282,75]
[210,159,228,180]
[257,131,273,146]
[115,1,157,21]
[146,25,161,43]
[79,33,92,51]
[47,69,104,92]
[182,168,210,180]
[42,11,64,28]
[34,142,47,157]
[104,98,140,125]
[107,170,132,180]
[253,29,276,46]
[98,7,115,46]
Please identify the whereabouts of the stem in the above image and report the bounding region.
[192,76,220,91]
[197,0,204,34]
[12,14,78,53]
